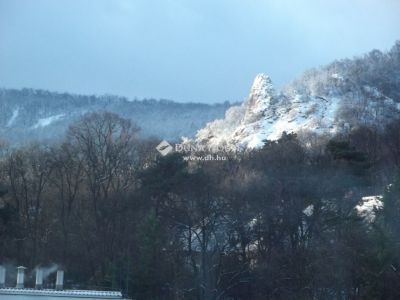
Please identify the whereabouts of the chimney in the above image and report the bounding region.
[35,268,43,289]
[55,270,64,290]
[16,266,26,289]
[0,266,5,288]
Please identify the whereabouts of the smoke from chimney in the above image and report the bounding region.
[40,264,59,281]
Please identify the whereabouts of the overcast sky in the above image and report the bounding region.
[0,0,399,103]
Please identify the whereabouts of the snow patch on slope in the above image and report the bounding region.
[32,114,65,129]
[6,108,19,127]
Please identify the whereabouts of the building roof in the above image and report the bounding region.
[0,287,123,299]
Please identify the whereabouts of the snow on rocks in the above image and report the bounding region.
[355,195,383,223]
[193,72,399,150]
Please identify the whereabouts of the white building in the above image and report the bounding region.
[0,266,129,300]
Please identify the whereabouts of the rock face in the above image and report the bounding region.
[242,74,274,124]
[195,42,400,149]
[195,73,343,148]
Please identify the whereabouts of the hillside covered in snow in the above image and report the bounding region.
[195,41,400,149]
[0,91,231,145]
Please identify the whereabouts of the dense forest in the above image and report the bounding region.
[1,111,400,299]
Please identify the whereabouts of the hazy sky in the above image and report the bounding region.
[0,0,399,103]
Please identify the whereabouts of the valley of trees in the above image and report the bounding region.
[2,111,400,299]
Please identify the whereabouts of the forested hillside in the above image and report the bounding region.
[2,111,400,299]
[196,41,400,148]
[0,90,231,145]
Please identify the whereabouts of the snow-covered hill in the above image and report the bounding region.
[194,42,400,149]
[0,90,231,146]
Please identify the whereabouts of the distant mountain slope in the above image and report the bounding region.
[0,90,232,145]
[195,41,400,148]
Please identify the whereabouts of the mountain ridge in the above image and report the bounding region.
[194,41,400,148]
[0,88,232,146]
